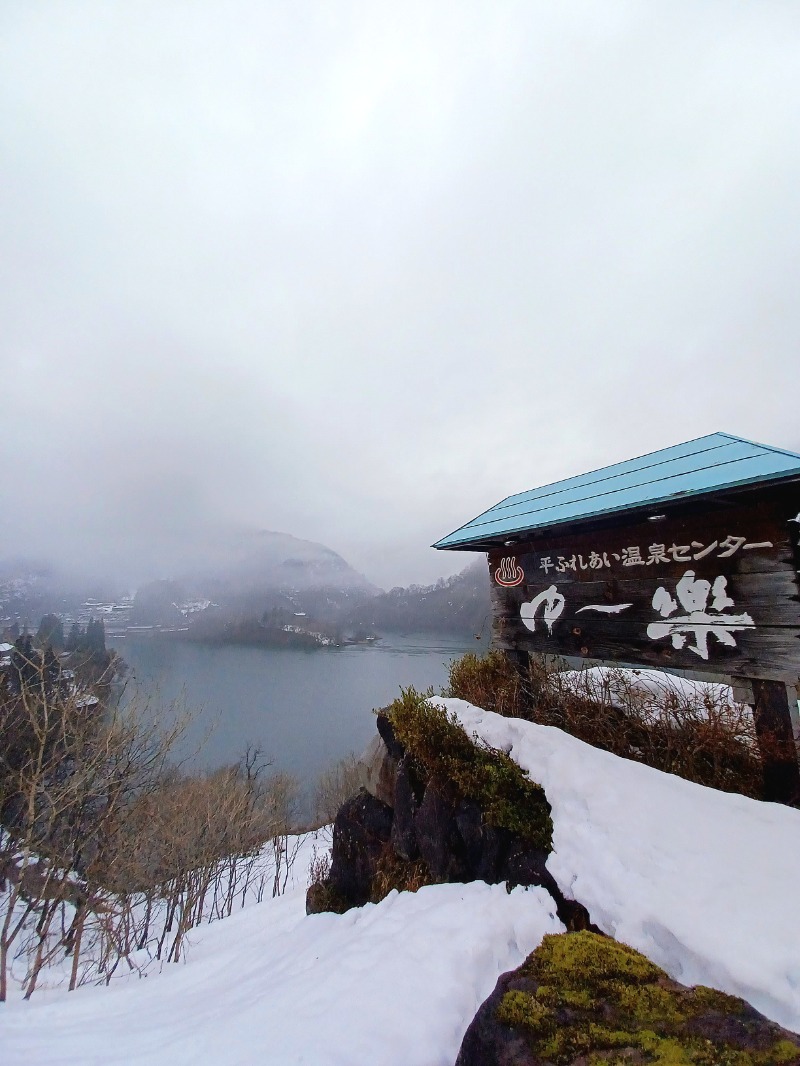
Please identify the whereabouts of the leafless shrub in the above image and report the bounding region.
[307,843,331,888]
[312,753,363,827]
[537,663,764,798]
[0,654,301,1000]
[445,651,525,718]
[446,651,768,800]
[369,845,431,905]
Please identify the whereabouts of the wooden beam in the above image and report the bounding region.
[749,678,800,805]
[502,648,534,716]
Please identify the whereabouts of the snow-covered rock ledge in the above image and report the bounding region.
[441,696,800,1033]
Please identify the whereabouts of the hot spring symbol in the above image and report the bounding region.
[495,556,525,587]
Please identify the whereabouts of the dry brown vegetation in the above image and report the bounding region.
[312,753,364,827]
[368,845,431,904]
[0,653,300,1000]
[446,650,781,801]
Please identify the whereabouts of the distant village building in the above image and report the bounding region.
[75,694,100,710]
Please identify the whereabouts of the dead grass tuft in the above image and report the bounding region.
[369,845,432,904]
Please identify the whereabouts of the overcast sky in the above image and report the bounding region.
[2,1,800,588]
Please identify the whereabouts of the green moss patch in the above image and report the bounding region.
[384,687,552,850]
[495,931,800,1065]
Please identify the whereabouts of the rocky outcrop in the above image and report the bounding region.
[307,714,595,931]
[389,757,419,861]
[455,931,800,1066]
[323,789,393,909]
[306,701,800,1064]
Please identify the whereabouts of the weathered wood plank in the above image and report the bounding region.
[487,492,800,682]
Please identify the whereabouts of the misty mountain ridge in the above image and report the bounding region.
[1,529,375,600]
[129,529,380,631]
[175,529,378,596]
[346,559,491,638]
[0,529,489,639]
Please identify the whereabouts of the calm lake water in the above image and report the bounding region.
[109,633,474,800]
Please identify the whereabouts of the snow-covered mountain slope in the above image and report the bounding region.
[5,701,799,1063]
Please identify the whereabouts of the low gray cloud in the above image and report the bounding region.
[2,1,799,587]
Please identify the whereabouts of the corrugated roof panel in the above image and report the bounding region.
[434,433,800,549]
[489,439,750,517]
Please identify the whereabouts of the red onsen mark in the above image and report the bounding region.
[494,556,525,587]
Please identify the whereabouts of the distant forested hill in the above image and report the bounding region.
[130,530,379,628]
[345,560,490,638]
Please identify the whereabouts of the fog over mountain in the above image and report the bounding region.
[178,529,377,594]
[0,527,377,606]
[2,3,800,586]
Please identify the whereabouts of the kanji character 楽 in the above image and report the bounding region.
[646,569,754,660]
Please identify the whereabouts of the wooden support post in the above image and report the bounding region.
[504,648,534,716]
[748,678,800,805]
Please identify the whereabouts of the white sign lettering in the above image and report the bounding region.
[520,585,565,635]
[646,570,755,660]
[535,535,772,574]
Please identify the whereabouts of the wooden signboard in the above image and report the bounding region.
[488,487,800,802]
[488,492,800,683]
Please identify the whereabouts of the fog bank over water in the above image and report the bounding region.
[3,3,800,587]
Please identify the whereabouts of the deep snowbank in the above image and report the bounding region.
[3,846,561,1066]
[443,697,800,1032]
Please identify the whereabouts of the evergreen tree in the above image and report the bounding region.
[36,613,64,651]
[65,622,81,653]
[42,643,60,694]
[86,618,106,654]
[10,634,39,693]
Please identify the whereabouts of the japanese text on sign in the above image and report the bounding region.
[537,536,773,575]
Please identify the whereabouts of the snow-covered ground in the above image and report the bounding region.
[556,664,750,713]
[3,841,561,1065]
[446,698,800,1032]
[4,697,800,1063]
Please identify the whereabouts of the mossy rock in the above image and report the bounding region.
[383,687,553,851]
[456,931,800,1065]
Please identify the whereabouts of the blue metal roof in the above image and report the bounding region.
[434,433,800,549]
